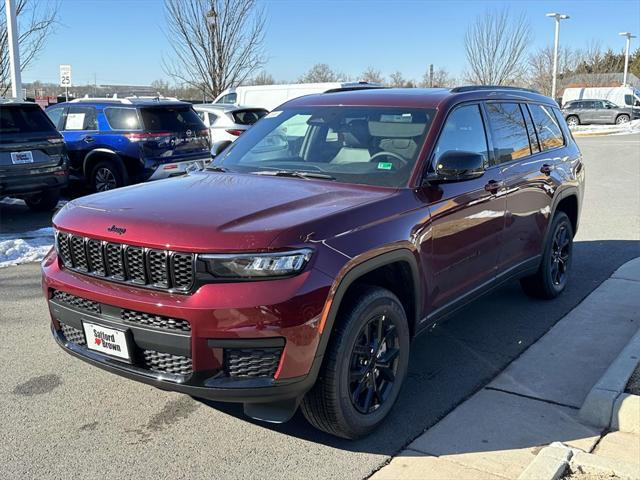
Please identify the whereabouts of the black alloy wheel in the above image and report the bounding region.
[349,314,400,414]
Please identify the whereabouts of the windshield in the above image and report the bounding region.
[212,106,435,187]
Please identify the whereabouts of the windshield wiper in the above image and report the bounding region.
[253,170,335,181]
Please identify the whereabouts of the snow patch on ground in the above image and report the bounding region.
[571,119,640,136]
[0,227,55,268]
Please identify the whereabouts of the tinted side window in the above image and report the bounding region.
[64,106,98,130]
[104,108,140,130]
[529,104,564,151]
[434,104,489,167]
[485,103,531,164]
[624,94,633,106]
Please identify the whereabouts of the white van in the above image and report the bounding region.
[213,82,380,111]
[562,86,640,108]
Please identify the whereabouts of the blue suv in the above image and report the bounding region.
[45,98,210,192]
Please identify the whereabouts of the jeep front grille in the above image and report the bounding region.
[55,231,195,293]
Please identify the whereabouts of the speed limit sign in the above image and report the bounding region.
[59,64,71,87]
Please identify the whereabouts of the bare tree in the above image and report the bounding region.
[464,8,531,85]
[528,45,577,96]
[360,66,384,84]
[0,0,60,95]
[420,66,456,88]
[298,63,344,83]
[388,71,415,88]
[163,0,266,100]
[249,70,275,85]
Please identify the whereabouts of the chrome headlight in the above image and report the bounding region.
[200,249,313,279]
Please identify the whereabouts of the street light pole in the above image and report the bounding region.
[619,32,637,86]
[546,12,570,102]
[5,0,23,100]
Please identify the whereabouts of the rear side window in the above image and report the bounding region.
[46,106,64,129]
[485,103,531,164]
[433,104,489,166]
[231,109,268,125]
[105,108,140,130]
[0,105,57,134]
[64,106,98,130]
[529,104,564,151]
[140,107,204,132]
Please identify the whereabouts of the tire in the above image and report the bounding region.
[520,212,574,299]
[24,189,61,212]
[90,160,125,192]
[565,116,579,128]
[616,114,630,125]
[301,286,410,439]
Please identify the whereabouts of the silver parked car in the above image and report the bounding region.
[193,104,268,156]
[562,99,639,127]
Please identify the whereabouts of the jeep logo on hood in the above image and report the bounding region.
[107,225,126,235]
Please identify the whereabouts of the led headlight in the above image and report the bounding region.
[200,249,313,279]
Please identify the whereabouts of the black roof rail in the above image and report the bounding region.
[450,85,541,94]
[324,82,387,94]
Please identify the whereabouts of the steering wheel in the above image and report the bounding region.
[369,151,408,167]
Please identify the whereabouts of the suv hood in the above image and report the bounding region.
[53,172,394,251]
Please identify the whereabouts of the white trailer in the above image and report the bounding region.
[213,82,378,111]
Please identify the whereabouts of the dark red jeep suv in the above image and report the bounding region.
[42,86,584,438]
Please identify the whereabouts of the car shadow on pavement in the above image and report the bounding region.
[195,239,640,455]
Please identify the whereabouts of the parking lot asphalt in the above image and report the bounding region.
[1,134,639,480]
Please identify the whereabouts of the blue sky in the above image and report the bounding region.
[25,0,640,85]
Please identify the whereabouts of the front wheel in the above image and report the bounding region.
[520,212,574,299]
[301,286,410,439]
[616,114,630,125]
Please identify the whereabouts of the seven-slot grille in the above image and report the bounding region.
[55,231,195,292]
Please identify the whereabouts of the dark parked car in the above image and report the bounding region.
[0,99,68,211]
[562,99,639,127]
[45,98,210,192]
[43,86,584,439]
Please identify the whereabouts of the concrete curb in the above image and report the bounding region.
[517,444,572,480]
[570,451,640,479]
[579,328,640,431]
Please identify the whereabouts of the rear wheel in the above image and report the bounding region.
[90,160,124,192]
[24,189,60,212]
[520,212,573,299]
[565,115,579,128]
[301,286,410,439]
[616,114,630,125]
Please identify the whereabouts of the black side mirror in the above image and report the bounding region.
[426,151,485,184]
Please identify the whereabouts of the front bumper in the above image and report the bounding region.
[0,165,68,196]
[42,249,333,410]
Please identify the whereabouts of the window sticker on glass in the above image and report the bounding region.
[66,113,86,130]
[265,111,282,119]
[377,162,393,170]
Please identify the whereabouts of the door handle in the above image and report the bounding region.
[540,164,553,175]
[82,136,94,143]
[484,180,505,193]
